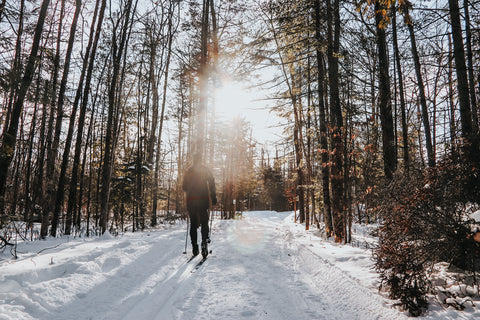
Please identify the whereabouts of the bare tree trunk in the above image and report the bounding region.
[64,0,100,235]
[10,120,25,218]
[0,0,51,219]
[86,127,96,237]
[448,35,457,153]
[2,0,25,140]
[391,4,410,171]
[77,56,104,233]
[403,6,435,167]
[33,78,49,227]
[51,0,100,236]
[292,70,305,224]
[100,0,135,234]
[39,0,67,237]
[145,7,163,165]
[175,67,188,219]
[152,0,177,226]
[416,101,426,167]
[305,55,313,231]
[327,0,344,242]
[3,0,26,218]
[0,0,6,24]
[24,72,42,226]
[463,0,478,135]
[208,0,219,168]
[77,111,95,232]
[448,0,479,164]
[314,0,333,235]
[195,0,210,159]
[375,0,396,180]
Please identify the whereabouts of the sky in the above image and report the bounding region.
[163,0,287,156]
[212,78,286,149]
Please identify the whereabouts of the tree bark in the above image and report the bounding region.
[208,0,219,168]
[2,0,25,140]
[391,4,409,171]
[448,0,479,164]
[314,0,332,235]
[448,35,457,152]
[375,0,396,180]
[404,10,435,167]
[0,0,6,24]
[152,0,176,226]
[100,0,135,234]
[463,0,478,135]
[400,3,434,167]
[51,0,102,236]
[24,71,43,226]
[145,9,162,165]
[0,0,51,219]
[327,0,344,242]
[196,0,210,157]
[292,69,305,224]
[38,0,67,237]
[63,0,101,235]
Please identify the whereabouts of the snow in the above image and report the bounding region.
[1,211,478,320]
[472,210,480,223]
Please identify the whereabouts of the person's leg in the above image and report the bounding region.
[199,206,210,258]
[189,208,199,255]
[199,206,209,243]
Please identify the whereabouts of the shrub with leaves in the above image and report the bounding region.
[374,159,480,316]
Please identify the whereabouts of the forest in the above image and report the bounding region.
[0,0,480,316]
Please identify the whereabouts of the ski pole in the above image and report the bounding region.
[183,216,189,254]
[207,208,213,254]
[209,209,213,233]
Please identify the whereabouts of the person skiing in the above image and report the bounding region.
[182,153,217,258]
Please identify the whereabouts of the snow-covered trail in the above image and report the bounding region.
[1,211,407,320]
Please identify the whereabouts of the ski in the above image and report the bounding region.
[198,257,208,267]
[187,254,198,263]
[190,257,208,273]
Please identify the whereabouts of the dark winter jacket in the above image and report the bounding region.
[182,164,217,206]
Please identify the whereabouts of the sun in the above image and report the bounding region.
[212,80,253,120]
[209,77,284,146]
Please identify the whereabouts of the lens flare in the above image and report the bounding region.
[227,217,266,254]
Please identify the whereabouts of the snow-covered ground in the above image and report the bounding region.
[0,211,478,319]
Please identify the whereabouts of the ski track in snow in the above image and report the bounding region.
[1,211,477,319]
